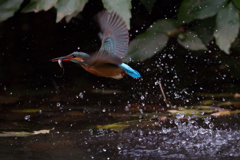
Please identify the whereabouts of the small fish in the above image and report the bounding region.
[58,59,63,68]
[56,59,65,77]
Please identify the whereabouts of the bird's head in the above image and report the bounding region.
[51,52,90,64]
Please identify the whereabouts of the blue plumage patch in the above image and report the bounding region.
[119,63,141,78]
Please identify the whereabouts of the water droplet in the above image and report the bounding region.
[168,54,173,59]
[79,92,83,99]
[102,108,106,112]
[204,117,211,125]
[56,102,61,107]
[176,113,184,119]
[141,95,145,100]
[24,115,30,120]
[209,122,214,128]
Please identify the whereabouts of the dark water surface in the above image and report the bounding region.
[0,84,240,159]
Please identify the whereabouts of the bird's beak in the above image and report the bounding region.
[51,56,74,62]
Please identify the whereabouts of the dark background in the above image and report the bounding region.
[0,0,239,98]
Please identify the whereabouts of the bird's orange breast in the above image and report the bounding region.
[81,65,123,78]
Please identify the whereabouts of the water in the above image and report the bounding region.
[0,86,239,159]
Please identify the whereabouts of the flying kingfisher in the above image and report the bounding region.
[51,10,141,79]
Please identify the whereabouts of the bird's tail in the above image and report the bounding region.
[119,63,141,78]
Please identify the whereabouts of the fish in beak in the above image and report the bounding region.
[51,55,74,68]
[51,56,74,62]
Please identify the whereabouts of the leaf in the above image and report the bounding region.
[0,131,34,137]
[218,101,233,106]
[178,0,227,24]
[168,106,216,118]
[11,109,41,113]
[192,16,216,45]
[140,0,156,12]
[22,0,58,13]
[124,33,168,62]
[197,100,217,105]
[234,0,240,9]
[102,0,132,29]
[97,122,129,132]
[152,19,178,34]
[124,19,177,62]
[214,3,239,54]
[0,0,23,22]
[210,110,240,117]
[177,31,207,50]
[0,128,54,137]
[33,128,54,135]
[55,0,88,23]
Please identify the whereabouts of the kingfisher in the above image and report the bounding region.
[51,10,141,79]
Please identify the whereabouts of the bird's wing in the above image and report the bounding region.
[85,50,122,67]
[97,10,129,58]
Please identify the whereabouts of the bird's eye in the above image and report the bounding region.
[71,55,76,58]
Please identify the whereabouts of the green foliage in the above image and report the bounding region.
[214,3,239,54]
[1,0,240,61]
[234,0,240,9]
[21,0,132,28]
[124,19,176,62]
[0,0,23,22]
[102,0,132,29]
[177,31,207,51]
[126,0,240,61]
[55,0,88,23]
[22,0,58,12]
[124,33,168,62]
[22,0,88,23]
[191,17,215,45]
[178,0,227,24]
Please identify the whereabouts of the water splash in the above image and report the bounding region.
[83,118,240,159]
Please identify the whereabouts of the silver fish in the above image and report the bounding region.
[58,59,63,68]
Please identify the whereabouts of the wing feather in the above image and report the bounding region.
[96,10,129,58]
[85,50,122,67]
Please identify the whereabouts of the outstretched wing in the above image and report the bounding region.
[97,10,129,58]
[85,50,122,67]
